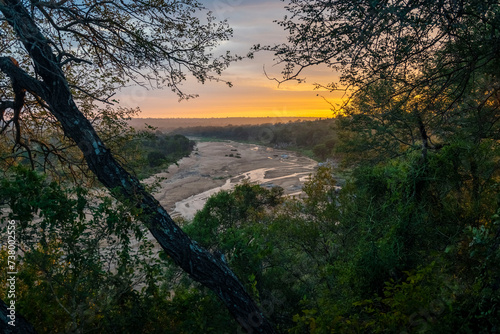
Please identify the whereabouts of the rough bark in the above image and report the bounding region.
[0,1,275,332]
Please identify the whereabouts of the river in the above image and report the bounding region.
[149,141,318,221]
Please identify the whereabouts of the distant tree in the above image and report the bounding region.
[313,143,329,160]
[233,126,250,141]
[324,138,336,150]
[0,1,274,332]
[147,151,167,167]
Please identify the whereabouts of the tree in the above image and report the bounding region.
[268,0,499,96]
[312,143,329,160]
[0,168,162,333]
[0,1,274,332]
[263,0,500,161]
[258,2,500,332]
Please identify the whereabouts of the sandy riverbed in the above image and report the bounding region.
[148,141,318,221]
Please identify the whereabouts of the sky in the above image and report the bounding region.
[117,1,342,119]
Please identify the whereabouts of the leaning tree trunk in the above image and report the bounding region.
[0,1,275,333]
[0,299,38,334]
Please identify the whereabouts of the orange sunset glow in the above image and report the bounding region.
[118,81,343,119]
[116,2,342,119]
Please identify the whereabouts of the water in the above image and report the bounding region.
[173,165,315,220]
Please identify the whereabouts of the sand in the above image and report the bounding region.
[111,140,319,274]
[148,141,318,221]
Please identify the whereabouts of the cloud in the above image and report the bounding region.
[116,1,342,118]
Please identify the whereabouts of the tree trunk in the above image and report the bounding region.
[0,1,275,332]
[0,299,38,334]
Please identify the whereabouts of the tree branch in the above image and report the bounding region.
[0,1,275,332]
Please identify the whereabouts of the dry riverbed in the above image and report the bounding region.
[148,141,318,221]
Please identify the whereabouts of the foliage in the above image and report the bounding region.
[155,170,343,332]
[0,0,236,183]
[1,0,500,332]
[171,118,337,160]
[123,131,195,178]
[288,147,499,333]
[262,0,500,167]
[1,151,499,333]
[252,3,500,330]
[0,168,173,333]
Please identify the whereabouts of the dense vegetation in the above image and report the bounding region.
[1,153,498,332]
[0,120,195,181]
[171,118,337,160]
[124,130,195,178]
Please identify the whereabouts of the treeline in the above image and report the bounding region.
[0,112,194,182]
[1,0,499,332]
[1,106,499,333]
[170,118,337,160]
[120,131,195,178]
[1,154,498,333]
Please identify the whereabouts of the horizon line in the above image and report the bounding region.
[130,116,334,119]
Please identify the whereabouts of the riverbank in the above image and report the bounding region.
[148,140,318,221]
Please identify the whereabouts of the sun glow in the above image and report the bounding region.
[119,85,344,119]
